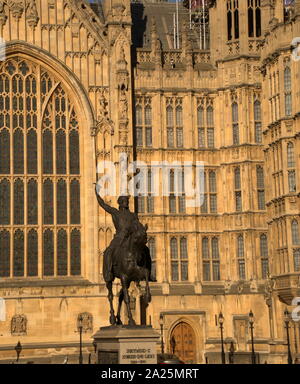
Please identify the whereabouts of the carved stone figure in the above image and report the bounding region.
[26,0,39,28]
[95,184,152,326]
[11,314,27,335]
[119,88,128,120]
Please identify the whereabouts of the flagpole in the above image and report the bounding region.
[189,0,192,29]
[203,0,206,50]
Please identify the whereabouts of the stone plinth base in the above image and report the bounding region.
[93,325,159,364]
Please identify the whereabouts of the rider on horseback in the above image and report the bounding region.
[95,184,151,281]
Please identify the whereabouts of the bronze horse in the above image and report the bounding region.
[95,184,152,326]
[104,220,152,326]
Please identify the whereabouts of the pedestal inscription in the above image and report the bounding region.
[93,325,159,364]
[119,342,157,364]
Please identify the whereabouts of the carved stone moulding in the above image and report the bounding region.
[77,312,93,333]
[7,0,24,20]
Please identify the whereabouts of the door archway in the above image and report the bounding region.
[170,322,196,364]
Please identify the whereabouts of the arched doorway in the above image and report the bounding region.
[170,322,196,364]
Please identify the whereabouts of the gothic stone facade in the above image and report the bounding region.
[0,0,299,364]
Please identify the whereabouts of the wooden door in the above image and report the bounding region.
[170,322,196,364]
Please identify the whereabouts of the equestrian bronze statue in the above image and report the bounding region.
[95,184,152,326]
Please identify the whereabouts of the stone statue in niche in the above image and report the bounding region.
[99,90,108,119]
[26,0,39,28]
[119,88,128,120]
[11,314,27,336]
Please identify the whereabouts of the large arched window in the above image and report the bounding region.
[0,57,81,278]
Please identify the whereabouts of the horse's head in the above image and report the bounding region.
[131,222,148,247]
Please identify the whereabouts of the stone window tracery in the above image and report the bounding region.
[202,236,220,281]
[166,98,183,148]
[0,57,81,278]
[248,0,261,38]
[134,96,152,147]
[197,98,214,149]
[227,0,239,41]
[170,236,188,282]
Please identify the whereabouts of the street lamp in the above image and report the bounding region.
[218,311,226,364]
[15,341,22,363]
[78,314,83,364]
[284,308,293,364]
[159,314,164,355]
[248,310,256,364]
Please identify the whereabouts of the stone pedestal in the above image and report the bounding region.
[93,325,160,364]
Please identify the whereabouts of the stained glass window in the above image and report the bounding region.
[14,179,24,225]
[0,129,10,174]
[71,229,81,275]
[27,129,37,174]
[27,179,38,225]
[0,57,81,279]
[43,179,53,224]
[43,130,53,174]
[0,179,10,224]
[57,179,67,224]
[0,230,10,277]
[27,229,38,277]
[69,130,80,175]
[56,130,66,174]
[13,129,24,174]
[57,229,68,276]
[70,179,80,224]
[43,229,54,276]
[13,230,24,277]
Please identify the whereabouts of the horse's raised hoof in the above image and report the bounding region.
[110,314,116,325]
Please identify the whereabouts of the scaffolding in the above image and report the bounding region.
[183,0,210,50]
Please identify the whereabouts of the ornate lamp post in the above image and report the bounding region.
[218,312,226,364]
[15,341,22,363]
[78,314,83,364]
[284,308,293,364]
[249,310,256,364]
[159,314,165,355]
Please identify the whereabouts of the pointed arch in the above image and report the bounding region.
[0,44,97,281]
